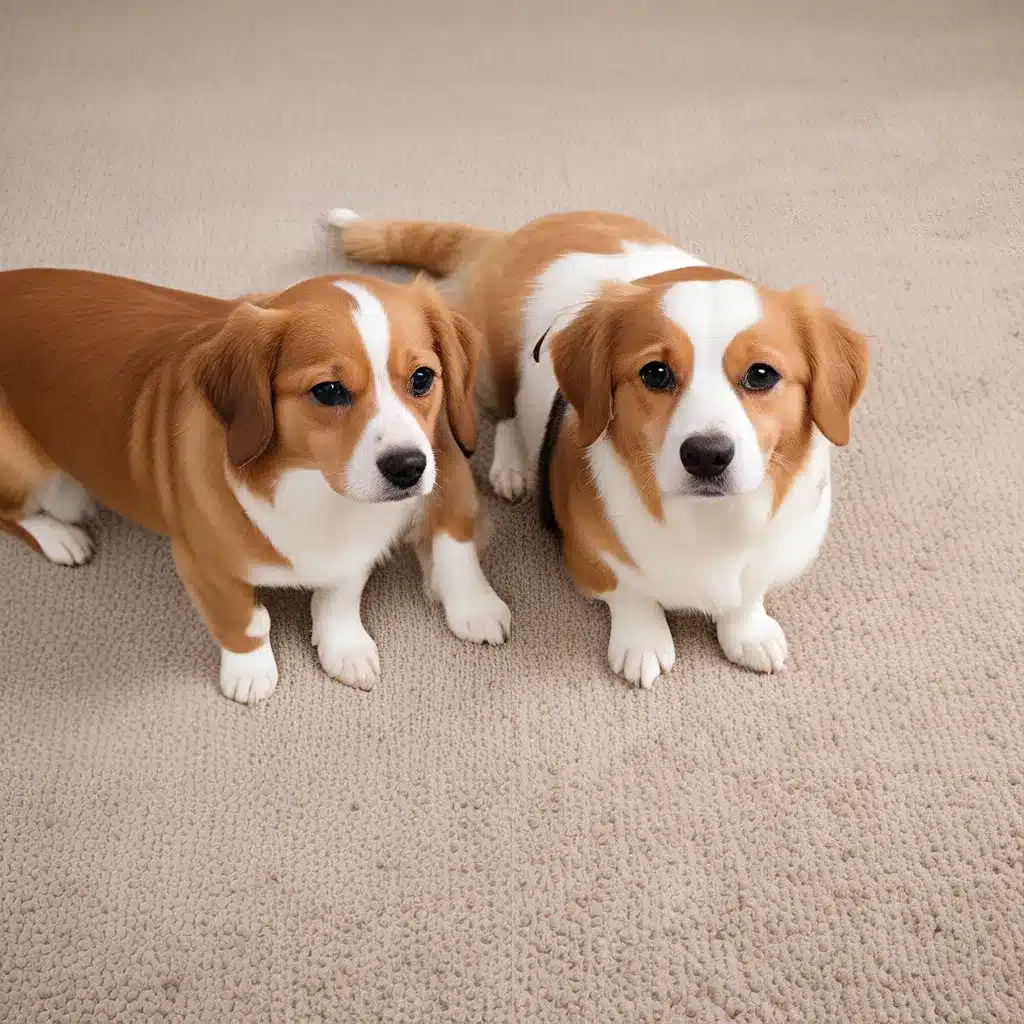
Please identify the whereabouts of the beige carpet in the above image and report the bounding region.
[2,1,1023,1020]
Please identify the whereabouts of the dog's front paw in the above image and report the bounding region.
[428,535,511,646]
[219,640,278,705]
[316,624,381,691]
[443,586,512,646]
[489,419,528,502]
[21,514,95,566]
[717,607,788,673]
[607,601,675,690]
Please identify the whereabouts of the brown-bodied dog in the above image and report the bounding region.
[0,269,510,703]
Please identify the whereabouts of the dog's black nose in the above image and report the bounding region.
[680,433,735,479]
[376,448,427,489]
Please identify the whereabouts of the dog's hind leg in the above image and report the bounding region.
[0,400,95,566]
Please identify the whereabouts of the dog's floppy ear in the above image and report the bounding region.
[792,287,870,447]
[550,283,641,448]
[415,277,481,458]
[194,302,289,468]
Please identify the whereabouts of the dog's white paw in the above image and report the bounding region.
[311,585,380,690]
[443,586,511,646]
[607,598,675,690]
[327,207,360,227]
[316,623,381,691]
[608,630,676,690]
[20,514,95,566]
[489,419,528,502]
[429,534,511,645]
[219,640,278,705]
[717,607,788,673]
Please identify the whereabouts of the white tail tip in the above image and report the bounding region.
[327,207,360,228]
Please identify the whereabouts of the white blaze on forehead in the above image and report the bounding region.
[330,280,437,498]
[659,279,763,363]
[333,279,391,375]
[654,278,768,496]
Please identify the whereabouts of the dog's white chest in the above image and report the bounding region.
[601,490,762,613]
[232,469,420,588]
[590,436,833,614]
[608,507,756,612]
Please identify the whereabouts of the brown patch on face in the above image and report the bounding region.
[723,287,870,511]
[230,285,377,500]
[550,281,696,521]
[408,276,481,458]
[381,283,447,450]
[723,293,812,510]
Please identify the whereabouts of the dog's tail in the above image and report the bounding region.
[327,208,501,278]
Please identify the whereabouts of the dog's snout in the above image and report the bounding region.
[679,433,735,479]
[376,447,427,490]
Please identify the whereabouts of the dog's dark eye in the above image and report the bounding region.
[740,363,781,392]
[309,380,352,407]
[409,367,435,397]
[639,361,675,392]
